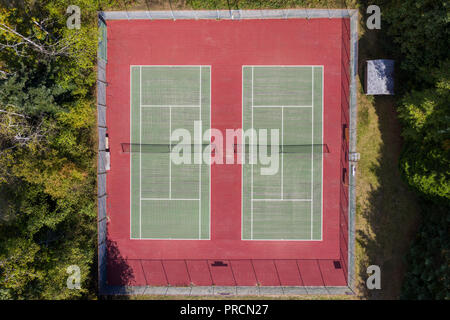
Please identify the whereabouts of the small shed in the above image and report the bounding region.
[366,59,394,95]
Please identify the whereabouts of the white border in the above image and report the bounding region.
[311,67,314,239]
[321,65,324,242]
[241,65,324,241]
[139,66,143,238]
[129,65,133,239]
[129,65,212,240]
[101,9,359,294]
[102,9,357,21]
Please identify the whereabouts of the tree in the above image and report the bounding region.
[398,61,450,200]
[401,202,450,300]
[0,238,43,299]
[0,0,106,299]
[382,0,450,300]
[382,0,450,86]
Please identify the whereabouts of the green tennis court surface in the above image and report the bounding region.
[242,66,324,240]
[129,65,323,241]
[130,66,211,239]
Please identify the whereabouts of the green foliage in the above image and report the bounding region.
[401,202,450,300]
[0,63,70,116]
[0,0,111,299]
[0,100,97,299]
[382,0,450,86]
[0,238,43,299]
[186,0,356,10]
[383,0,450,299]
[397,61,450,200]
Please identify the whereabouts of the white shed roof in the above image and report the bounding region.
[366,59,394,95]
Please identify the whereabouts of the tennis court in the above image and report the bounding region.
[100,10,358,292]
[242,66,324,240]
[129,66,211,239]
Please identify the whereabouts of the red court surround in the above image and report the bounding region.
[105,18,350,287]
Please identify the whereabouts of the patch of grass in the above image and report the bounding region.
[354,20,420,299]
[123,0,359,11]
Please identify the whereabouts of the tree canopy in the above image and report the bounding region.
[0,0,110,299]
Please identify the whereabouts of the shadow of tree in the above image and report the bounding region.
[106,239,135,289]
[354,3,421,299]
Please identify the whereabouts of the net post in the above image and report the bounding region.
[342,0,350,18]
[121,0,130,20]
[327,0,332,19]
[227,1,233,20]
[98,12,107,26]
[144,0,152,20]
[169,0,176,21]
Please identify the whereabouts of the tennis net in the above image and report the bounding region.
[121,143,329,153]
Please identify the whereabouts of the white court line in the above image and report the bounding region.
[252,199,311,202]
[281,106,284,200]
[246,65,324,68]
[241,65,324,242]
[241,65,324,241]
[135,65,211,240]
[137,237,209,240]
[251,66,254,240]
[209,66,211,240]
[311,67,314,240]
[241,67,244,240]
[142,198,199,201]
[252,105,312,108]
[198,66,202,240]
[139,66,142,239]
[169,106,172,199]
[129,66,133,239]
[242,238,319,241]
[133,65,212,241]
[133,65,210,67]
[321,66,324,241]
[141,105,200,108]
